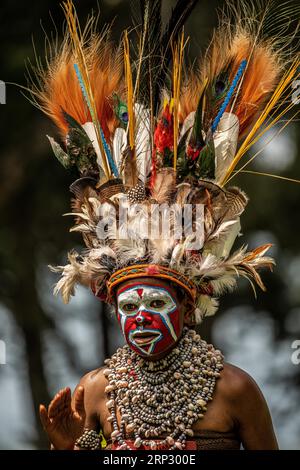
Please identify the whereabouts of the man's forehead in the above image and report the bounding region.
[117,283,174,299]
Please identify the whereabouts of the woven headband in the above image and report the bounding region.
[106,264,197,304]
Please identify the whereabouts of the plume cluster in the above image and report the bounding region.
[25,0,299,322]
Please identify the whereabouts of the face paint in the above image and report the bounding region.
[117,283,183,357]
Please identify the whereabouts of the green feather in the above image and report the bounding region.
[62,109,85,131]
[177,130,191,180]
[113,93,129,128]
[212,71,230,102]
[47,135,72,169]
[195,138,215,180]
[62,110,101,177]
[189,82,207,149]
[66,128,100,177]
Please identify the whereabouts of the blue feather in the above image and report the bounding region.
[74,64,93,114]
[99,126,119,177]
[73,64,119,177]
[211,59,247,133]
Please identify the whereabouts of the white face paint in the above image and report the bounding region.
[117,284,181,357]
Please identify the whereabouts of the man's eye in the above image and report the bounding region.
[123,303,138,312]
[150,299,166,309]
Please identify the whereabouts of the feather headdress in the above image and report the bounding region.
[26,0,299,323]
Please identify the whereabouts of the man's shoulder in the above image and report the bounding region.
[77,366,108,397]
[219,362,263,403]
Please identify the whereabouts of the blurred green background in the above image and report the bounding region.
[0,0,299,449]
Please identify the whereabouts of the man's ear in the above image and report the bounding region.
[108,293,117,314]
[107,301,118,318]
[183,299,196,327]
[183,312,196,327]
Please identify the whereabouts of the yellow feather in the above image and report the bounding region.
[123,31,135,153]
[62,0,111,180]
[221,57,300,186]
[227,107,300,184]
[172,31,187,171]
[233,170,300,184]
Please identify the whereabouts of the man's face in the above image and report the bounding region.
[116,280,184,358]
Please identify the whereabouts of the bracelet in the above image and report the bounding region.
[75,429,102,450]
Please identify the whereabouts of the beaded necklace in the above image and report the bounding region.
[104,327,224,450]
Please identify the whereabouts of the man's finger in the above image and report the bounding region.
[49,388,71,419]
[39,404,51,431]
[74,386,85,416]
[62,387,72,415]
[48,389,66,418]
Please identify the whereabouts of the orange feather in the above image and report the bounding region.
[29,29,123,142]
[226,34,280,137]
[179,30,281,137]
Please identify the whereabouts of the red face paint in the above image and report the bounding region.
[116,282,183,358]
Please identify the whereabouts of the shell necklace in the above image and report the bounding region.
[103,327,223,450]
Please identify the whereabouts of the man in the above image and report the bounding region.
[28,0,297,451]
[40,276,278,450]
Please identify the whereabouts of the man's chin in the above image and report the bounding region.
[127,342,177,360]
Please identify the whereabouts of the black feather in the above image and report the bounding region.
[154,0,200,107]
[134,0,200,112]
[137,0,163,112]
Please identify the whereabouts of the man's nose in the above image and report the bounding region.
[136,310,151,325]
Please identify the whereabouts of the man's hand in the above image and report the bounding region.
[39,386,86,450]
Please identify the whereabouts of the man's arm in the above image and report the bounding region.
[225,364,279,450]
[40,368,105,450]
[71,372,100,432]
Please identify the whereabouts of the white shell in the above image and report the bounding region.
[134,438,142,448]
[117,381,128,388]
[166,436,174,445]
[183,361,191,368]
[106,399,115,409]
[150,441,157,450]
[197,398,207,408]
[126,423,135,433]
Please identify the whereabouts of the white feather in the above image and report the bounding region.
[214,112,239,183]
[113,127,127,172]
[196,295,219,319]
[88,246,117,261]
[180,111,195,139]
[82,122,104,170]
[209,275,237,295]
[116,239,147,266]
[170,243,185,268]
[135,104,151,182]
[70,223,93,233]
[204,219,241,258]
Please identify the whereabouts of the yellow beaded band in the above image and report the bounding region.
[106,264,197,303]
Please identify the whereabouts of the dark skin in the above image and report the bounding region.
[40,278,279,450]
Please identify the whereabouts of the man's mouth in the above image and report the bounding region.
[131,330,161,345]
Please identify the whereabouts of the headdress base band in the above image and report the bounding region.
[106,264,197,304]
